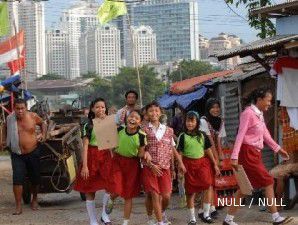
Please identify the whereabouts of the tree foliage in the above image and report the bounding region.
[81,71,99,79]
[81,66,165,108]
[111,66,165,107]
[38,73,62,80]
[226,0,275,38]
[169,60,220,82]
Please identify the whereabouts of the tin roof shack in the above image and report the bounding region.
[161,64,276,169]
[27,78,94,110]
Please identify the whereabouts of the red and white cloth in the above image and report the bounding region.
[0,30,24,65]
[271,57,298,130]
[143,123,175,169]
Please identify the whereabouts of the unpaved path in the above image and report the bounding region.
[0,156,297,225]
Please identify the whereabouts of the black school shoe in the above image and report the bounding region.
[200,216,214,224]
[199,211,218,220]
[100,217,112,225]
[273,216,294,225]
[188,220,197,225]
[210,210,219,219]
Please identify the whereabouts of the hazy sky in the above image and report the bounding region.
[44,0,280,43]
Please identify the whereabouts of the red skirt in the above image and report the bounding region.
[111,154,141,199]
[183,157,213,194]
[142,166,172,195]
[74,146,113,193]
[238,144,274,189]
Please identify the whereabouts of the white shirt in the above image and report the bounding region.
[251,104,264,122]
[200,118,226,138]
[148,122,176,146]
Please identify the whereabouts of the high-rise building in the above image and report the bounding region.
[79,25,121,77]
[208,33,241,69]
[2,0,47,80]
[126,26,157,67]
[129,0,200,63]
[199,35,209,60]
[17,0,46,80]
[46,29,70,79]
[61,0,100,79]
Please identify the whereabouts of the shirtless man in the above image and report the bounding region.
[6,99,47,215]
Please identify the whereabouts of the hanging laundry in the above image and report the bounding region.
[272,56,298,130]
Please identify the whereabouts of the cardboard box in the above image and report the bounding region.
[93,115,118,150]
[233,165,253,195]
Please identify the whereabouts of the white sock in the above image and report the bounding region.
[122,219,129,225]
[203,203,211,218]
[210,205,216,213]
[198,208,204,214]
[86,200,98,225]
[158,222,164,225]
[225,214,234,223]
[189,208,196,221]
[272,212,285,222]
[102,193,111,222]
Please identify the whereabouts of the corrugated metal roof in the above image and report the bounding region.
[250,0,298,17]
[211,34,298,61]
[27,78,94,90]
[212,65,266,82]
[170,70,241,94]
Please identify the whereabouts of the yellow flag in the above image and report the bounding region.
[0,2,9,36]
[97,0,127,25]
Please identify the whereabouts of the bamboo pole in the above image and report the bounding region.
[126,8,143,107]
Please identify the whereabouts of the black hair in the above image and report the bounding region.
[184,111,203,142]
[125,90,138,100]
[204,98,222,131]
[14,98,27,107]
[85,98,108,140]
[127,109,143,121]
[145,100,162,112]
[244,87,273,106]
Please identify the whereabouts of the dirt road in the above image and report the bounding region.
[0,156,297,225]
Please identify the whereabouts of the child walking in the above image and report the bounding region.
[108,110,151,225]
[74,98,114,225]
[177,111,220,224]
[224,87,292,225]
[200,98,227,218]
[142,101,186,225]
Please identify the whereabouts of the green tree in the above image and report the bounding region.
[81,71,99,79]
[169,60,220,82]
[111,66,165,107]
[37,73,63,80]
[226,0,275,38]
[80,77,113,107]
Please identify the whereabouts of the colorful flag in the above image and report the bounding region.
[97,0,127,25]
[0,2,9,36]
[7,49,25,75]
[0,30,24,65]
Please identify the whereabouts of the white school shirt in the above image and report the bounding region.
[199,118,227,138]
[148,122,176,146]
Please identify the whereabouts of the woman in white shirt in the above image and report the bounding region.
[199,98,226,219]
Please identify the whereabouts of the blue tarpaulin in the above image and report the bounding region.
[158,86,207,110]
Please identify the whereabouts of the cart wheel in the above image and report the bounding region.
[22,181,31,205]
[80,192,86,201]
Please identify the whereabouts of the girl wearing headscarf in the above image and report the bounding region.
[199,98,226,218]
